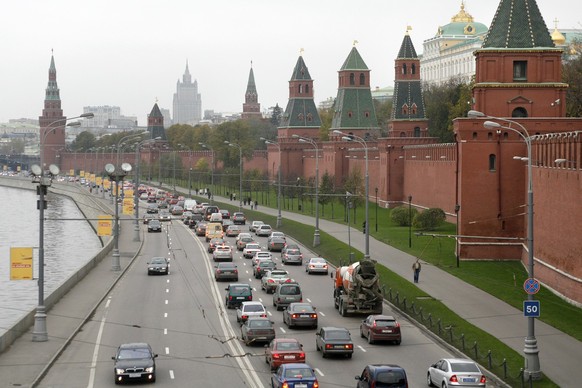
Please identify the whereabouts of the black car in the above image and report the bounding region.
[112,343,158,384]
[147,257,169,275]
[146,204,158,214]
[147,219,162,233]
[225,283,253,309]
[208,238,225,253]
[315,327,354,358]
[283,302,318,329]
[241,317,276,346]
[232,212,246,225]
[254,259,277,279]
[214,262,239,281]
[355,364,408,388]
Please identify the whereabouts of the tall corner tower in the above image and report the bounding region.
[278,53,321,139]
[242,63,262,120]
[388,28,429,138]
[172,61,202,125]
[39,54,66,168]
[148,102,167,141]
[330,45,380,140]
[473,0,567,118]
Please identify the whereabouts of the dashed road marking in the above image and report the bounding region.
[315,368,324,376]
[357,345,367,352]
[169,370,175,379]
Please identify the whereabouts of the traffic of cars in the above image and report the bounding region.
[130,191,487,387]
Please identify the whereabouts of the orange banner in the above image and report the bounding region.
[10,247,33,280]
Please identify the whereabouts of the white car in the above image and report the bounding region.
[427,358,486,387]
[305,257,329,274]
[212,245,233,262]
[236,301,267,324]
[267,231,286,243]
[252,251,273,266]
[256,224,273,237]
[250,221,264,233]
[243,243,262,259]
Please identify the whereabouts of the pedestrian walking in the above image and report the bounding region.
[254,200,258,209]
[250,203,254,210]
[412,259,422,283]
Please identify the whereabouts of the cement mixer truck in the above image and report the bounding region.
[333,260,383,316]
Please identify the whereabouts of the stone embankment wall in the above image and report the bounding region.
[0,176,114,354]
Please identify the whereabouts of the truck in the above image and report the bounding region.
[333,260,383,316]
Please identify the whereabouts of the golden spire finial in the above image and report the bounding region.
[353,40,359,46]
[300,48,304,56]
[553,18,559,29]
[155,97,158,104]
[406,25,412,35]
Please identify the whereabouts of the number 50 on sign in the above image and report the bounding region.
[523,300,540,317]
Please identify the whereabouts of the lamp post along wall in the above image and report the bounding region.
[471,110,541,380]
[293,135,320,246]
[225,141,243,211]
[199,143,215,204]
[262,138,282,228]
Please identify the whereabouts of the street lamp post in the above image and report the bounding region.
[105,163,132,271]
[188,168,193,197]
[408,195,412,248]
[133,137,159,242]
[32,113,93,342]
[261,138,282,228]
[333,130,370,259]
[469,110,540,380]
[375,187,378,232]
[225,141,242,211]
[292,135,320,247]
[199,143,215,204]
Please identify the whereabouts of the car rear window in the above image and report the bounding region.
[326,330,350,340]
[376,320,398,327]
[285,368,315,378]
[277,342,301,351]
[451,362,481,373]
[230,286,251,295]
[377,370,406,384]
[245,304,265,312]
[280,285,300,295]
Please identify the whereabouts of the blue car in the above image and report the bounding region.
[271,363,319,388]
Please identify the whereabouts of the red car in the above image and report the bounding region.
[359,314,401,345]
[265,338,305,371]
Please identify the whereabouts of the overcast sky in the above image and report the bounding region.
[2,0,580,125]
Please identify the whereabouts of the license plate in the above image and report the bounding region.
[284,355,295,359]
[236,297,244,299]
[462,378,476,383]
[296,384,307,388]
[334,345,345,349]
[129,373,141,378]
[382,329,393,333]
[300,314,310,318]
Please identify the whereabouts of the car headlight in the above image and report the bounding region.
[116,368,125,374]
[145,366,154,373]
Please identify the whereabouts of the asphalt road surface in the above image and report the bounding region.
[39,214,477,387]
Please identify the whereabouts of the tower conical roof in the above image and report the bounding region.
[246,67,257,95]
[150,102,163,117]
[45,54,60,101]
[483,0,554,48]
[397,33,418,59]
[290,55,312,80]
[340,46,369,71]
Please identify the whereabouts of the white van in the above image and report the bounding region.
[209,212,223,223]
[184,199,197,211]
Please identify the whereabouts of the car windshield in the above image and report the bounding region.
[311,258,326,263]
[150,258,166,264]
[219,263,236,269]
[377,370,406,384]
[450,362,481,373]
[244,304,265,312]
[291,304,314,313]
[287,249,300,255]
[230,286,250,296]
[284,368,315,378]
[326,330,350,340]
[270,271,288,278]
[246,244,260,250]
[259,260,275,267]
[118,348,151,360]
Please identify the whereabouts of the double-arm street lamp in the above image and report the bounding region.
[133,137,160,242]
[105,162,132,271]
[224,141,243,211]
[292,135,320,247]
[261,137,282,228]
[468,110,540,380]
[333,130,370,259]
[32,113,93,342]
[199,142,215,204]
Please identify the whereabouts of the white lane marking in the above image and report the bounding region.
[164,328,168,335]
[105,299,111,308]
[315,368,325,377]
[306,298,312,303]
[279,327,287,333]
[267,311,272,316]
[164,313,168,318]
[165,300,168,305]
[258,298,263,303]
[87,306,109,388]
[166,279,170,283]
[357,345,367,352]
[166,289,169,293]
[165,347,170,355]
[319,312,326,317]
[169,370,175,379]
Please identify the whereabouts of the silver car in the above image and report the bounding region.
[236,301,267,324]
[240,317,276,346]
[261,269,291,293]
[213,245,233,262]
[282,248,303,265]
[305,257,329,275]
[427,358,486,387]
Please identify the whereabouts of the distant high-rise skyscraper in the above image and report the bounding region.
[172,61,202,125]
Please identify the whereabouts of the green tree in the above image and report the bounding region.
[318,107,333,140]
[373,99,393,136]
[72,131,96,151]
[424,77,472,142]
[413,208,446,230]
[319,171,335,216]
[391,206,418,226]
[270,104,283,127]
[563,46,582,117]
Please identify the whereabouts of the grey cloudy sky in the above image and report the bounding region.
[2,0,580,125]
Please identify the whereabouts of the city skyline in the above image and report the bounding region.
[2,0,580,125]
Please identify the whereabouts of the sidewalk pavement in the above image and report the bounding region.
[0,196,143,388]
[213,193,580,387]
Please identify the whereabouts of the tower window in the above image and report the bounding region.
[359,73,365,85]
[364,111,370,118]
[414,127,421,137]
[513,61,527,81]
[349,73,355,85]
[348,111,353,118]
[402,64,407,74]
[512,107,528,117]
[298,113,304,121]
[402,104,408,115]
[411,103,417,115]
[489,154,497,171]
[411,63,416,75]
[298,84,303,94]
[307,113,312,122]
[305,84,309,93]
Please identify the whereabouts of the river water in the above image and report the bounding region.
[0,185,102,335]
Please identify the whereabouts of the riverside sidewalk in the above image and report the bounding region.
[0,197,143,388]
[214,194,580,387]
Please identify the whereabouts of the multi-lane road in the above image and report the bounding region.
[39,213,465,387]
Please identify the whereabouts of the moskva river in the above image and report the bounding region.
[0,185,102,335]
